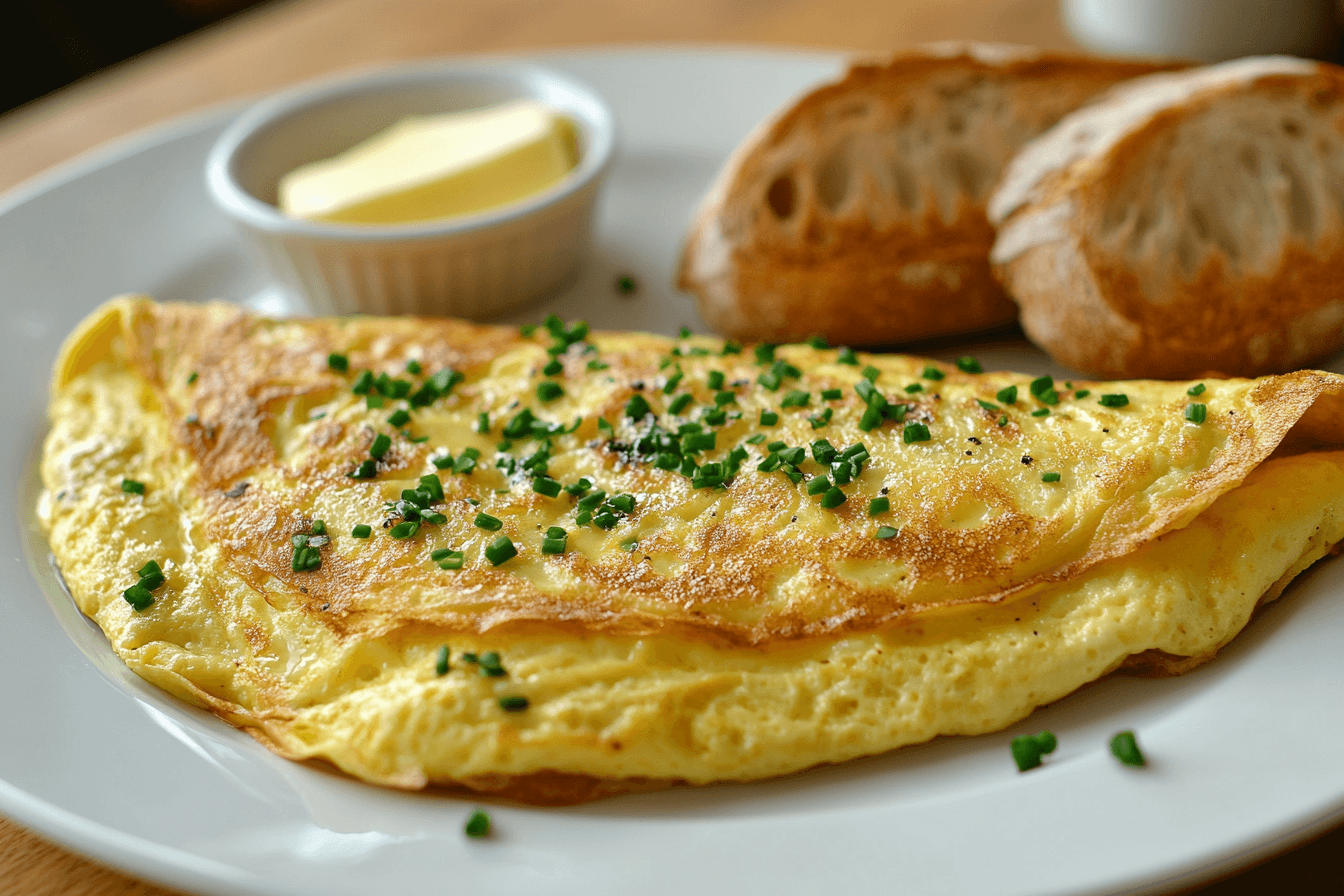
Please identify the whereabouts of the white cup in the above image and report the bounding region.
[1062,0,1339,61]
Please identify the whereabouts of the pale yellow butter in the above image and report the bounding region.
[277,99,579,225]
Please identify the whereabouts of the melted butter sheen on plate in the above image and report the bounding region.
[38,297,1344,802]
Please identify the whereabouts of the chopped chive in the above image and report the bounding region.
[902,422,931,443]
[619,536,640,552]
[465,809,491,838]
[1029,376,1054,398]
[541,535,567,554]
[542,358,563,376]
[1041,471,1062,483]
[536,381,564,402]
[389,521,419,539]
[683,432,716,452]
[862,365,880,382]
[998,415,1008,426]
[956,356,983,374]
[351,524,372,538]
[809,409,834,428]
[837,347,859,365]
[754,343,776,364]
[186,371,198,385]
[821,388,843,401]
[351,370,375,394]
[1074,389,1091,399]
[625,394,652,420]
[475,412,490,434]
[759,410,779,426]
[369,433,392,458]
[616,274,638,295]
[820,487,847,509]
[868,497,890,516]
[1031,408,1050,417]
[123,583,154,611]
[387,409,411,427]
[806,475,832,496]
[668,393,694,415]
[1099,394,1129,408]
[610,494,636,513]
[875,525,898,539]
[678,326,692,339]
[707,370,725,390]
[499,695,529,712]
[1185,403,1207,424]
[438,551,465,570]
[859,406,882,432]
[474,513,503,531]
[435,645,450,675]
[922,366,945,381]
[484,536,517,566]
[1011,731,1058,772]
[453,453,477,475]
[745,433,767,445]
[120,478,146,495]
[577,491,607,511]
[722,340,743,355]
[807,335,829,349]
[532,477,562,498]
[811,439,838,464]
[714,390,736,406]
[996,385,1018,404]
[327,353,349,372]
[587,359,609,371]
[1188,383,1207,397]
[781,389,810,408]
[977,399,999,412]
[1109,731,1146,767]
[663,370,684,394]
[904,383,924,393]
[348,459,378,479]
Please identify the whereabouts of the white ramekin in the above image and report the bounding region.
[205,59,616,318]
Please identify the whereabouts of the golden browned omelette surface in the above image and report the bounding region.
[40,298,1344,801]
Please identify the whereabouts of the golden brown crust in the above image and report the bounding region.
[679,45,1183,347]
[49,298,1344,648]
[990,59,1344,378]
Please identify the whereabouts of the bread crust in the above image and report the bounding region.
[990,57,1344,379]
[679,43,1181,346]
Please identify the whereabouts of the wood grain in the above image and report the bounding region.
[1,0,1340,894]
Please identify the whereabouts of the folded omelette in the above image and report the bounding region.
[39,298,1344,803]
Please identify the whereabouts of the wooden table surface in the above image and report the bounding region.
[2,1,1341,893]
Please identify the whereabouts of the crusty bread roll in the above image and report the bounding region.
[678,43,1181,346]
[989,56,1344,379]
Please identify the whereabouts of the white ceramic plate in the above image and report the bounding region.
[3,49,1344,896]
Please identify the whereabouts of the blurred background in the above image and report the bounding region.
[3,0,270,115]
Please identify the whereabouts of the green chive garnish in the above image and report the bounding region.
[922,366,945,381]
[474,513,502,531]
[351,370,374,394]
[1031,408,1051,417]
[1109,730,1146,767]
[1042,472,1061,483]
[781,389,810,408]
[1185,403,1207,424]
[956,356,982,374]
[485,536,517,566]
[904,383,924,393]
[837,347,859,365]
[389,521,419,539]
[387,409,411,427]
[902,422,931,443]
[543,358,563,377]
[369,433,392,458]
[537,381,564,402]
[1011,731,1058,772]
[821,388,843,401]
[1099,394,1129,408]
[123,583,154,611]
[875,525,898,539]
[868,497,889,516]
[348,459,378,479]
[532,477,562,498]
[759,410,779,426]
[1188,383,1206,396]
[807,335,829,349]
[186,371,198,385]
[806,476,831,496]
[977,399,999,412]
[996,385,1018,404]
[754,343,776,364]
[435,645,450,675]
[475,412,490,434]
[120,479,146,495]
[464,809,491,838]
[625,394,652,419]
[820,487,846,509]
[327,353,349,372]
[351,524,372,538]
[498,695,529,712]
[438,550,465,570]
[862,365,880,382]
